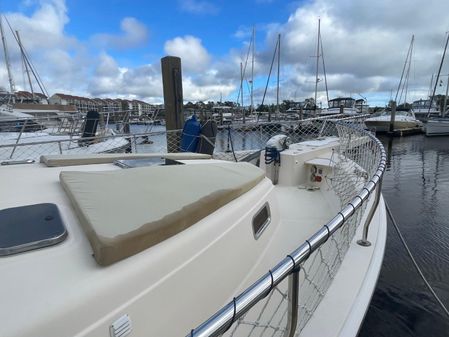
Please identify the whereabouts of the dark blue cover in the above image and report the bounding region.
[180,115,201,152]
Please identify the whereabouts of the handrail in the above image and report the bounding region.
[188,122,386,337]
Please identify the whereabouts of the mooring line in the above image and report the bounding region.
[385,200,449,318]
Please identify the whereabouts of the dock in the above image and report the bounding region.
[386,127,423,137]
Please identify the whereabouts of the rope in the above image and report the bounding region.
[385,201,449,318]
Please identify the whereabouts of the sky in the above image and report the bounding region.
[0,0,448,107]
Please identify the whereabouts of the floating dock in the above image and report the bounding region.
[386,127,423,137]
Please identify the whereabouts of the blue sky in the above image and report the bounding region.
[2,0,295,65]
[0,0,448,106]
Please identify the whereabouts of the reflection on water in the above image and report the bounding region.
[359,134,449,337]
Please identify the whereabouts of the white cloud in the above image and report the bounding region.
[259,0,449,105]
[92,17,149,50]
[164,35,211,73]
[88,53,162,100]
[182,77,235,102]
[3,0,449,107]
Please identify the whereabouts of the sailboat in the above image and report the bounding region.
[365,35,424,133]
[0,15,130,158]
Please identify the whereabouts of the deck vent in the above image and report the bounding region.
[110,314,132,337]
[252,203,271,239]
[0,203,67,256]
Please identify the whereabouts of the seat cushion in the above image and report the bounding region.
[60,162,265,266]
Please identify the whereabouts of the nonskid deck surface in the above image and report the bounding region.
[0,160,276,337]
[272,186,336,258]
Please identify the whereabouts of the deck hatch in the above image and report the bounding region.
[0,203,67,256]
[253,203,271,239]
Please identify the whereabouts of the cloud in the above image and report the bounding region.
[1,0,85,94]
[4,0,449,107]
[259,0,449,105]
[164,35,211,73]
[92,17,149,50]
[88,53,162,101]
[178,0,219,15]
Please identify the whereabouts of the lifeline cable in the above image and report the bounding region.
[385,201,449,318]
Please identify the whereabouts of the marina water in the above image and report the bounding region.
[359,134,449,337]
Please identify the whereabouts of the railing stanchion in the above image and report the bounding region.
[283,269,300,337]
[357,178,383,247]
[9,119,28,159]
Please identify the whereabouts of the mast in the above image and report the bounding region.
[240,62,245,123]
[319,29,329,106]
[428,32,449,118]
[16,30,35,99]
[442,74,449,117]
[403,36,414,104]
[314,18,321,114]
[428,74,434,99]
[0,16,15,94]
[250,26,255,115]
[260,34,280,122]
[276,34,280,114]
[395,35,414,104]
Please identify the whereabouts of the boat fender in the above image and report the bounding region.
[196,119,217,155]
[79,110,100,147]
[180,115,201,152]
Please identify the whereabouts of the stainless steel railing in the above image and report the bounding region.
[187,122,386,337]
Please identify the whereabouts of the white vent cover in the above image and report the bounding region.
[110,314,132,337]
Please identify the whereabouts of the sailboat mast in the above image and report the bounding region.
[276,34,280,114]
[442,74,449,117]
[403,35,414,104]
[0,16,15,94]
[428,74,434,98]
[319,29,329,105]
[314,19,321,114]
[240,62,245,123]
[251,26,255,115]
[16,30,34,99]
[395,34,414,104]
[428,32,449,117]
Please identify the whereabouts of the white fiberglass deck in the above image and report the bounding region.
[0,132,386,337]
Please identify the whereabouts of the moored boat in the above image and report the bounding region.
[322,97,360,116]
[364,109,423,132]
[0,117,386,337]
[411,99,440,122]
[426,117,449,136]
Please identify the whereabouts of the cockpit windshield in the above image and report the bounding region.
[329,99,355,109]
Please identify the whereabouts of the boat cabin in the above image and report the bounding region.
[328,97,356,109]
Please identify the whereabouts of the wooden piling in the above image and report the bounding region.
[161,56,184,152]
[389,101,397,133]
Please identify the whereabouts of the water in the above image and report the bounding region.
[359,134,449,337]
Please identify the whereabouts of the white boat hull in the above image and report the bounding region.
[425,118,449,136]
[364,112,423,132]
